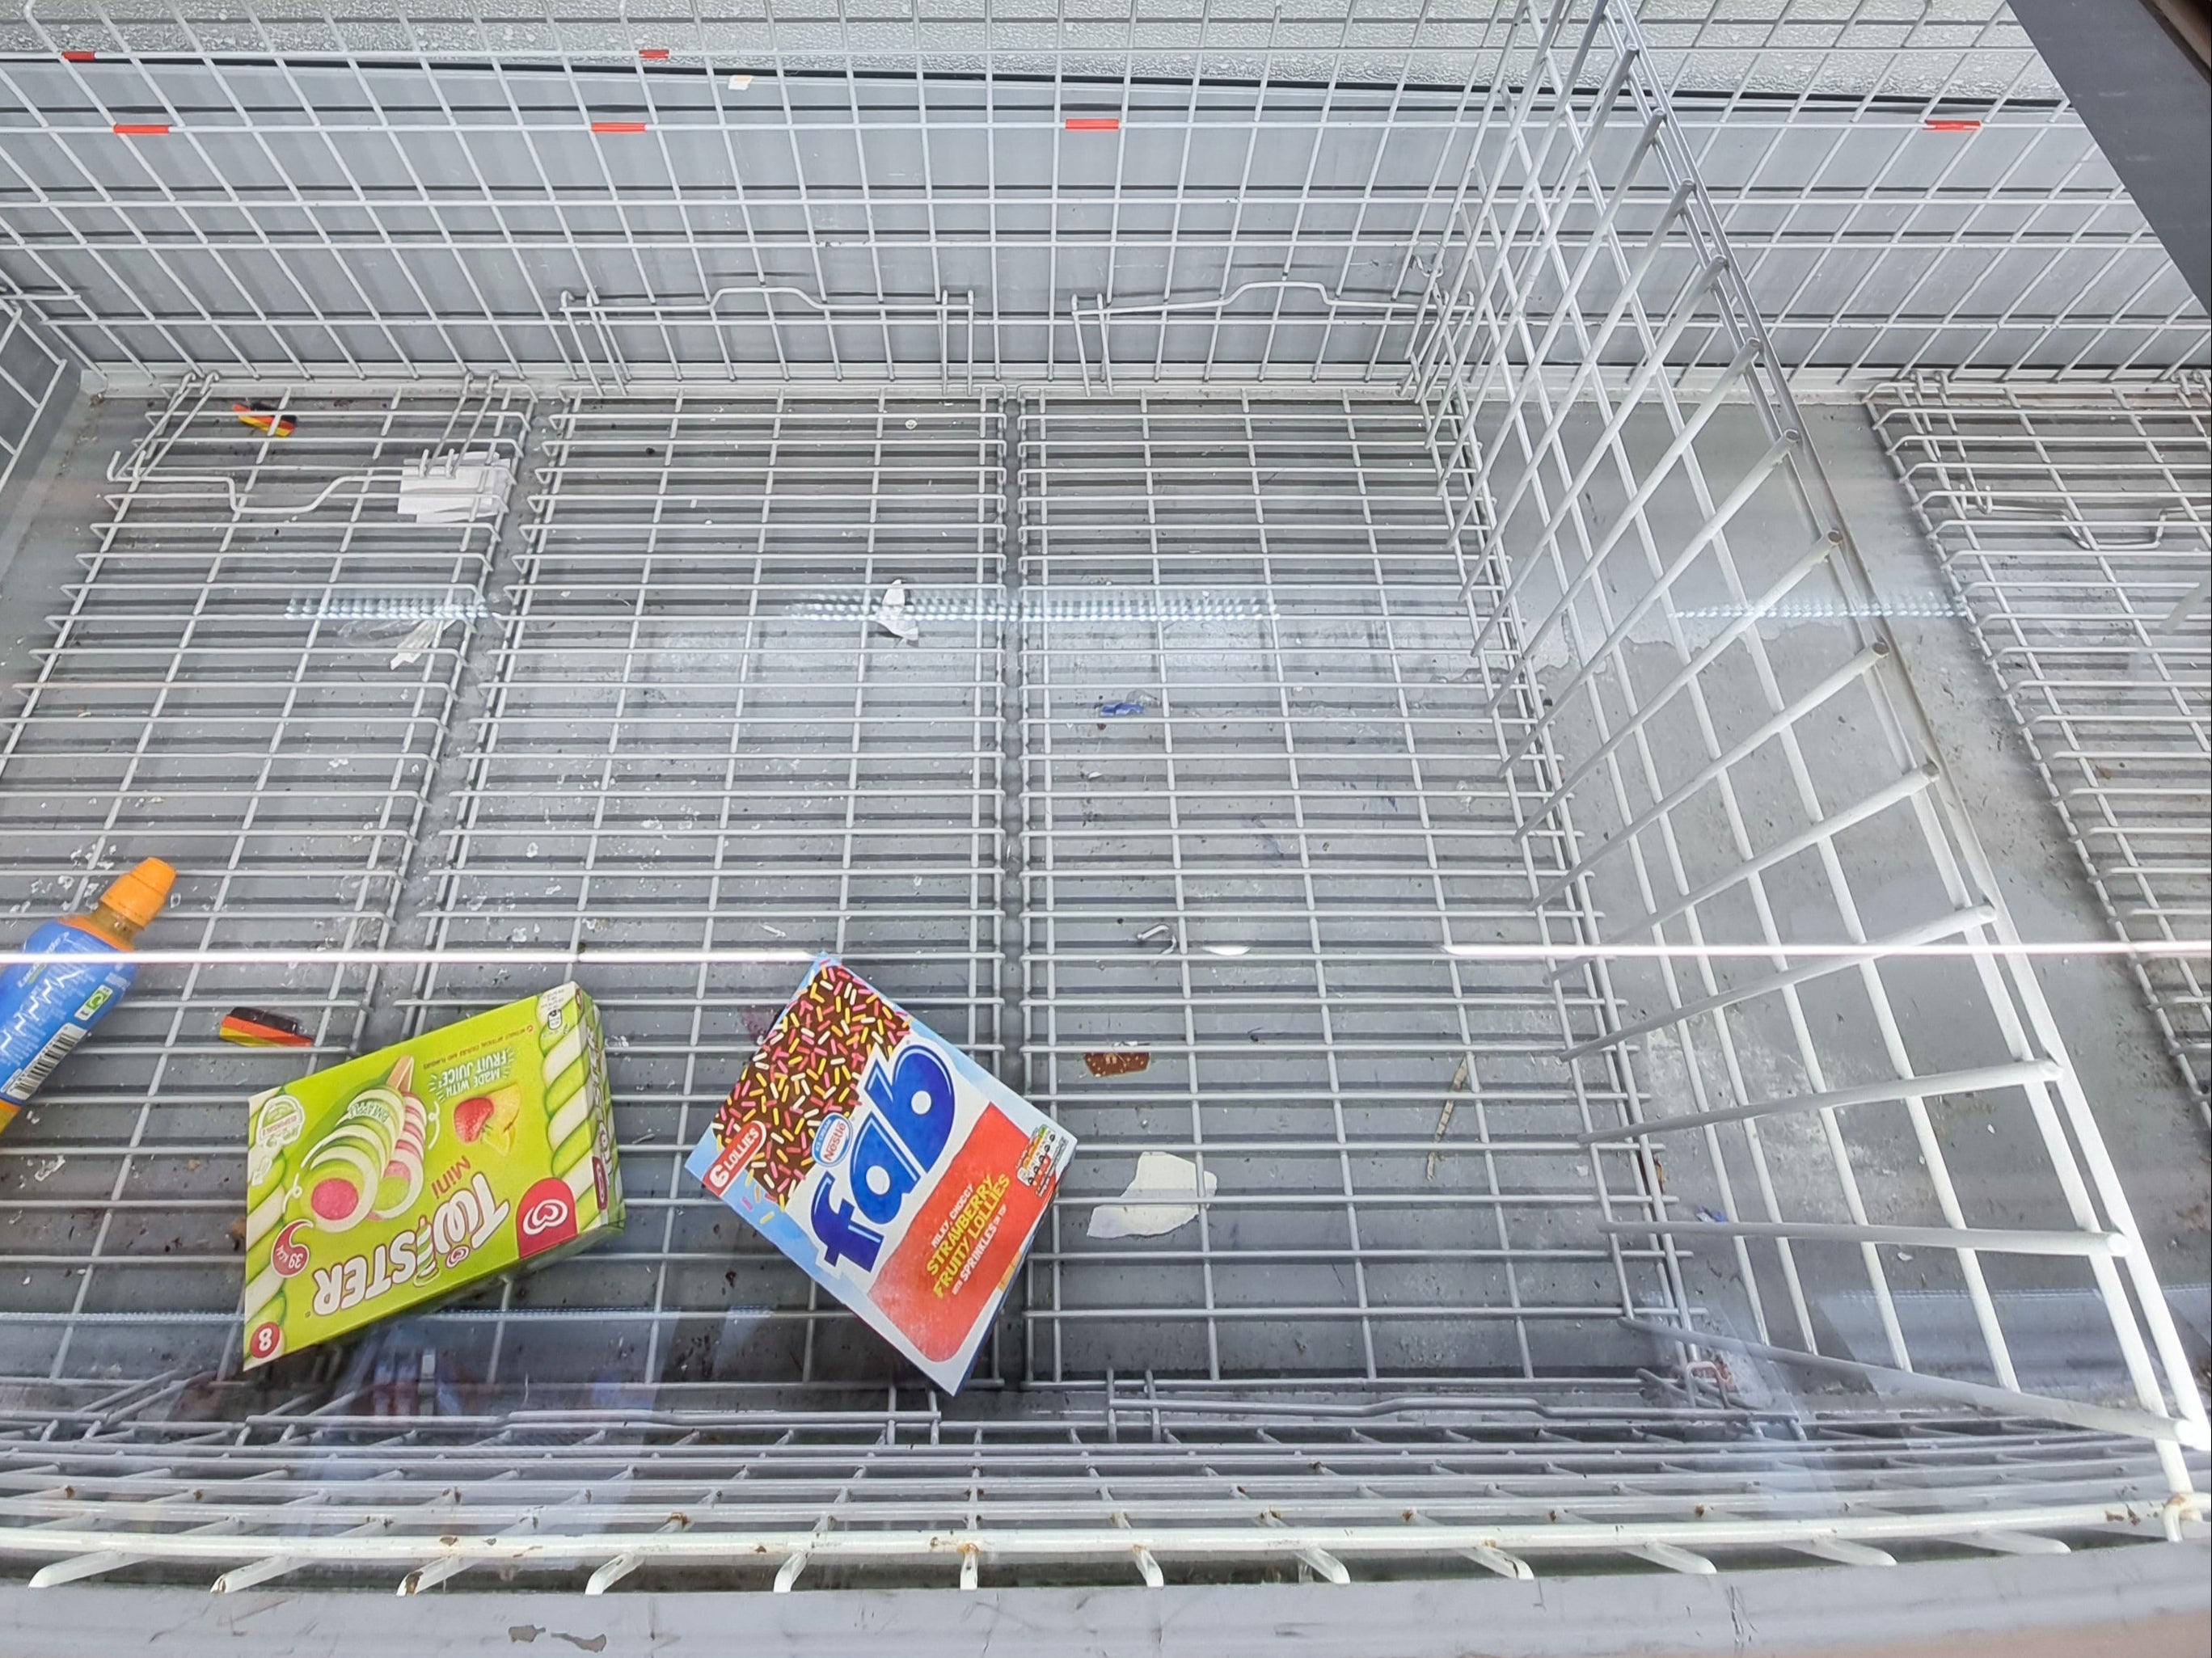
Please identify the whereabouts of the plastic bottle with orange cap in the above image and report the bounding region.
[0,858,175,1127]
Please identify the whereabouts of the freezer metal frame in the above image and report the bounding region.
[0,0,2201,1596]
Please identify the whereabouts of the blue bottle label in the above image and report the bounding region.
[0,921,137,1110]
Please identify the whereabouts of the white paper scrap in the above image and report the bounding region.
[397,451,513,525]
[1087,1150,1218,1240]
[875,579,921,641]
[388,617,444,667]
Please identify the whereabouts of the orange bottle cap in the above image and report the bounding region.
[98,858,175,931]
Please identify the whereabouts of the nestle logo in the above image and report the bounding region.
[705,1120,766,1196]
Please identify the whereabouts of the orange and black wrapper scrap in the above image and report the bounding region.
[218,1006,313,1048]
[233,403,296,437]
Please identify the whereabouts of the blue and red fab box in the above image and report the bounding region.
[686,960,1077,1392]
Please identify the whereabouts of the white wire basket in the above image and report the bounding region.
[0,0,2202,1596]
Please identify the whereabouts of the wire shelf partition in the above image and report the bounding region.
[407,389,1015,1390]
[1870,373,2211,1106]
[0,0,2200,1599]
[0,379,530,1384]
[1012,390,1668,1387]
[0,1,2199,386]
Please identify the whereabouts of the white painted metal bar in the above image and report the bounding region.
[1576,1058,2067,1146]
[0,1495,2198,1573]
[1599,1217,2128,1257]
[1626,1319,2210,1450]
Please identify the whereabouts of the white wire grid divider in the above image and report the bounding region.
[0,0,2201,1596]
[0,295,70,503]
[404,388,1019,1391]
[1399,0,2206,1494]
[0,378,530,1386]
[1868,373,2211,1107]
[0,0,2068,93]
[1011,389,1670,1388]
[0,0,2200,386]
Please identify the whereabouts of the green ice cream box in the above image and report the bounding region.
[241,982,624,1369]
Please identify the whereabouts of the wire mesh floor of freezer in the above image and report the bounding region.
[0,374,2203,1593]
[0,0,2203,1587]
[0,382,1676,1398]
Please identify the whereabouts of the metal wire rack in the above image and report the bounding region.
[412,389,1014,1388]
[0,2,2201,386]
[1870,373,2211,1104]
[0,0,2201,1599]
[0,379,530,1384]
[1013,391,1662,1386]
